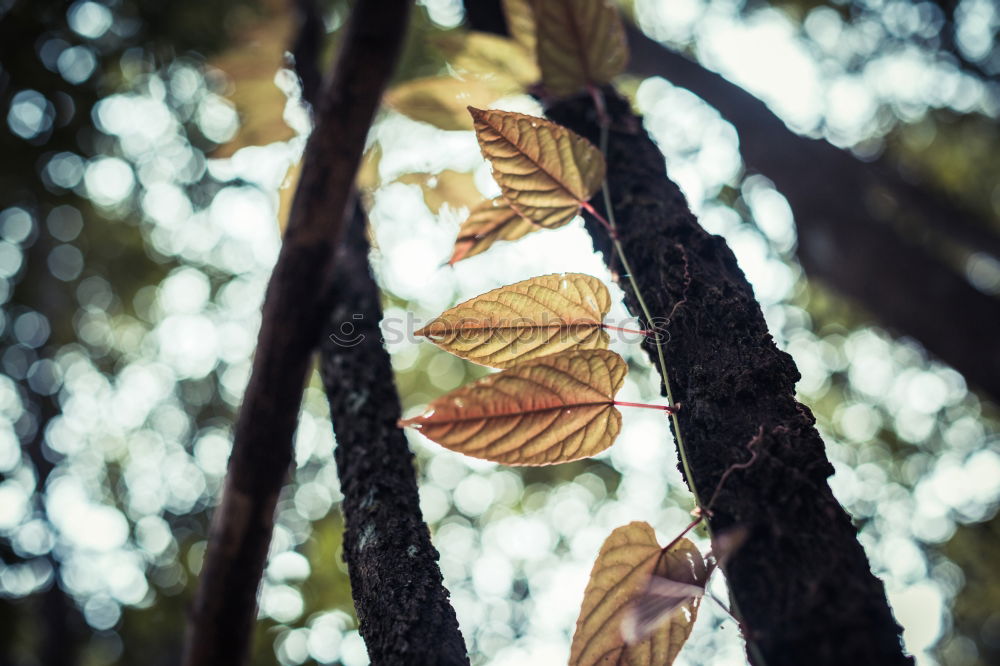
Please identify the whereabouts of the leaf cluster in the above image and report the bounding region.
[393,2,715,661]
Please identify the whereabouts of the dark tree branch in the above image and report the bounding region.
[182,2,412,665]
[319,203,469,666]
[294,8,466,660]
[292,0,324,109]
[548,89,912,666]
[463,0,505,34]
[462,0,508,37]
[623,23,1000,403]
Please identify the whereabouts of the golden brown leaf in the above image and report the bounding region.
[400,349,626,465]
[533,0,628,97]
[385,77,501,131]
[435,31,538,92]
[621,543,708,647]
[210,0,296,157]
[571,523,704,666]
[450,197,541,263]
[356,144,383,192]
[416,273,611,366]
[502,0,537,53]
[469,108,605,228]
[277,159,300,235]
[397,170,482,213]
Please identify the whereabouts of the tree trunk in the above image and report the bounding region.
[183,2,411,664]
[623,23,1000,405]
[318,204,469,666]
[547,89,912,666]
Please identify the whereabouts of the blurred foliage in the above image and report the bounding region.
[890,109,1000,224]
[941,513,1000,666]
[209,0,298,158]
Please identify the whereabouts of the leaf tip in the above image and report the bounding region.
[398,416,422,430]
[449,240,472,265]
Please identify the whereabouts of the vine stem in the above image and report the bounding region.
[661,515,703,553]
[614,401,675,412]
[602,324,651,335]
[588,102,705,514]
[588,87,768,666]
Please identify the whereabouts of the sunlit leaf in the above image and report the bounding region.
[620,576,706,647]
[570,523,704,666]
[210,0,296,157]
[397,169,483,213]
[385,77,501,131]
[450,197,541,263]
[620,541,707,648]
[277,159,300,235]
[469,108,605,228]
[356,144,383,192]
[400,349,626,465]
[435,31,538,92]
[416,273,611,366]
[502,0,537,53]
[533,0,628,97]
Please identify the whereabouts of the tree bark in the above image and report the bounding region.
[182,2,412,665]
[623,23,1000,404]
[318,204,469,666]
[547,89,912,666]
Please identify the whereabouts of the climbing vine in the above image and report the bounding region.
[391,1,753,662]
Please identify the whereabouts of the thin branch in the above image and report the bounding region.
[182,3,412,665]
[291,0,323,109]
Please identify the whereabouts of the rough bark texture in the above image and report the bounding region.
[319,205,469,666]
[183,3,411,665]
[624,23,1000,404]
[547,90,912,666]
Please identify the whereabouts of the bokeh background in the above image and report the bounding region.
[1,0,998,664]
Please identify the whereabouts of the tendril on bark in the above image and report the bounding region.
[587,86,770,666]
[589,87,704,514]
